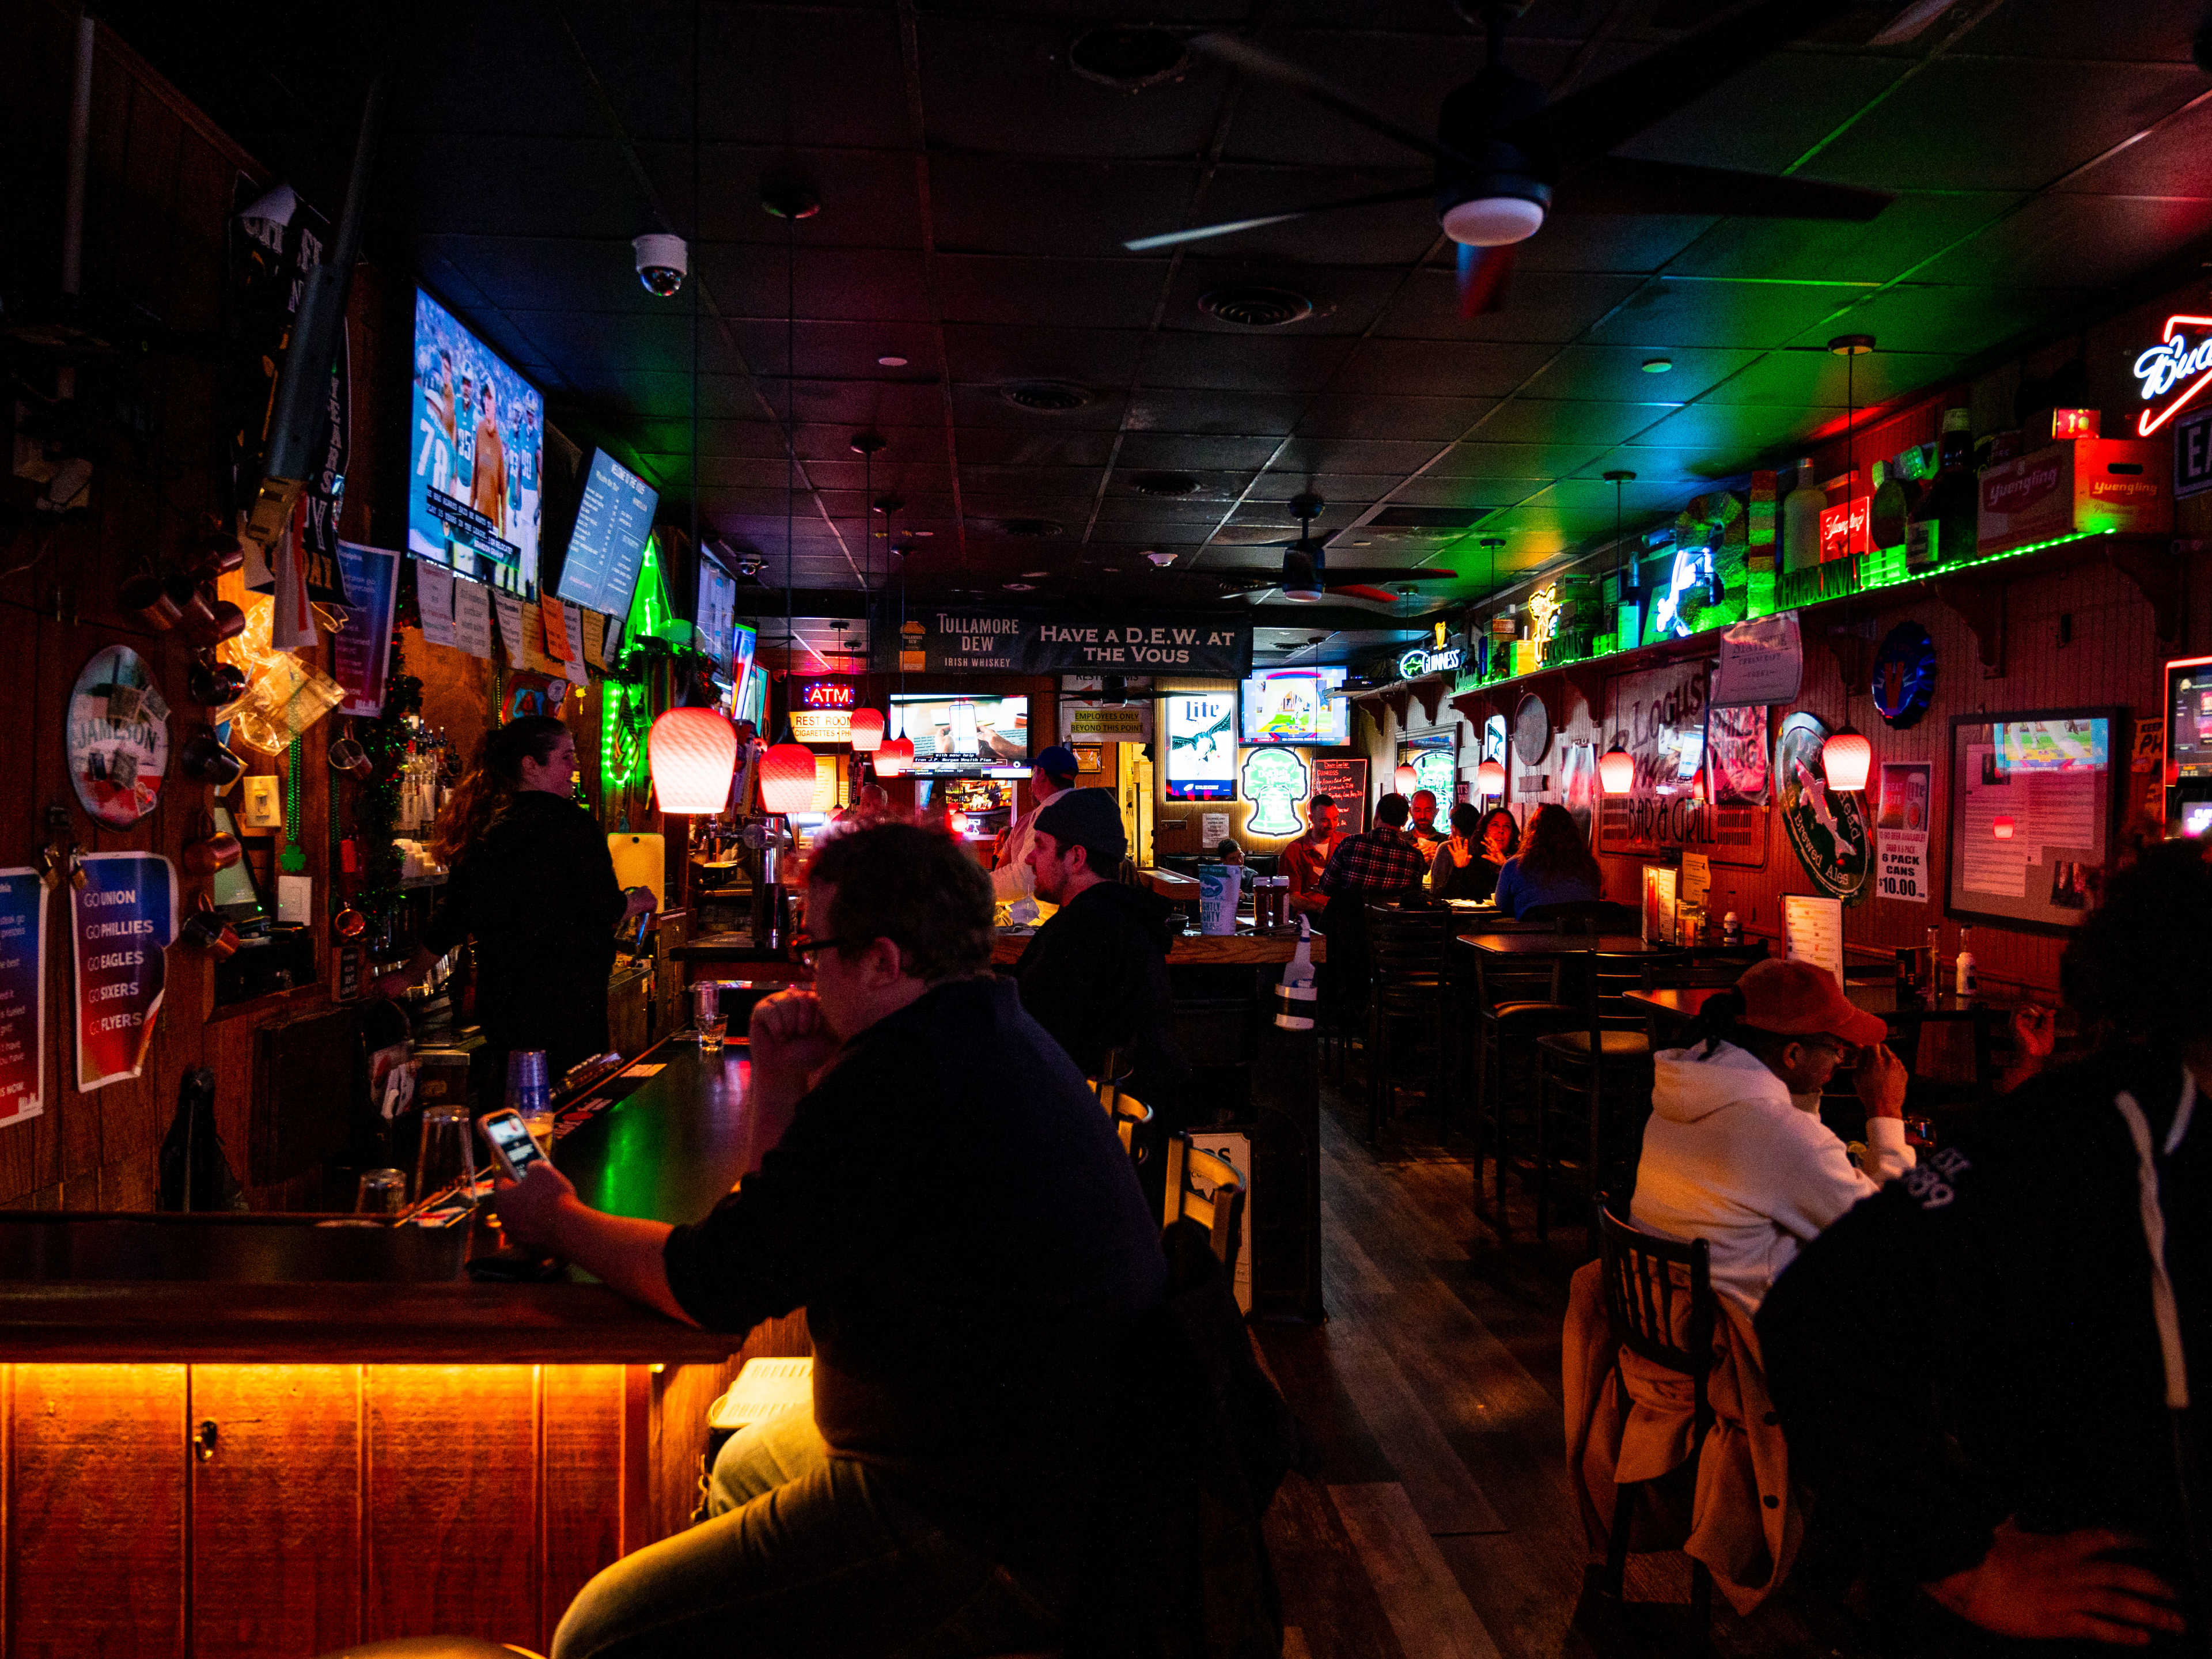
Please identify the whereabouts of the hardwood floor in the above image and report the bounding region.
[1255,1086,1872,1659]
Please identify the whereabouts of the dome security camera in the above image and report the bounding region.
[633,233,688,298]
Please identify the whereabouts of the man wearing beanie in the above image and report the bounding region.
[1014,789,1190,1179]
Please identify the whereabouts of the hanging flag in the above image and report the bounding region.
[269,504,319,650]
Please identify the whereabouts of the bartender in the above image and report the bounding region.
[992,744,1080,911]
[372,715,654,1085]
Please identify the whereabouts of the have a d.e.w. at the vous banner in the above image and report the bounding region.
[896,611,1252,676]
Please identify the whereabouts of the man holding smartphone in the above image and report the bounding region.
[493,820,1166,1659]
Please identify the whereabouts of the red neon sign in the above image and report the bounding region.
[2132,314,2212,437]
[797,679,856,710]
[1819,496,1870,560]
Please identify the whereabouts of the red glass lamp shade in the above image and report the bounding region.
[1599,741,1635,796]
[872,736,914,778]
[848,707,885,753]
[647,707,738,815]
[759,741,820,816]
[1475,759,1505,796]
[1393,764,1418,793]
[1821,729,1873,794]
[1993,816,2016,840]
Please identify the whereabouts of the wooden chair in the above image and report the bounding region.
[1533,950,1656,1243]
[1592,1200,1718,1637]
[1362,904,1453,1142]
[1161,1133,1247,1278]
[1470,953,1575,1220]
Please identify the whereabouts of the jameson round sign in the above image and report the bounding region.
[1240,746,1310,837]
[1775,713,1871,903]
[893,611,1252,676]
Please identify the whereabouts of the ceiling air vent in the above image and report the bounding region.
[1068,25,1191,90]
[1001,380,1091,412]
[1198,286,1316,328]
[969,516,1066,539]
[1128,470,1201,496]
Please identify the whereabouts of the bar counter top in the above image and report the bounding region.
[0,1039,756,1363]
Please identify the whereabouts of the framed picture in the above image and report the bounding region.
[1073,744,1104,774]
[1946,706,2122,934]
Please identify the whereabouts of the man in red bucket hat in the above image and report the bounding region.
[1630,958,1912,1315]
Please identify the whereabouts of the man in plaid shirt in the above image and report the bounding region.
[1319,793,1427,899]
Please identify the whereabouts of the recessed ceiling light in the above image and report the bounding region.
[1067,24,1190,89]
[877,355,908,368]
[1145,550,1177,567]
[1641,357,1673,374]
[1003,581,1036,591]
[1022,569,1050,578]
[1350,539,1371,547]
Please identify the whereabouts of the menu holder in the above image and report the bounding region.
[1783,894,1844,986]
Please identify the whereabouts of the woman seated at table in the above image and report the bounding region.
[1490,803,1602,918]
[1430,804,1517,903]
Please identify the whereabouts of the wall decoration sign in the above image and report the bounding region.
[797,679,856,710]
[1310,757,1368,834]
[0,871,45,1128]
[897,610,1251,676]
[1482,714,1508,770]
[1600,661,1764,865]
[1060,701,1153,746]
[1872,622,1939,729]
[1711,611,1803,708]
[1240,746,1311,837]
[1874,760,1933,906]
[1775,712,1871,903]
[1512,692,1552,766]
[1706,703,1771,806]
[1161,692,1237,801]
[1395,641,1465,680]
[2131,313,2212,437]
[2174,405,2212,501]
[1947,707,2119,933]
[67,646,170,829]
[1410,749,1456,800]
[791,678,855,742]
[70,851,177,1093]
[332,541,402,714]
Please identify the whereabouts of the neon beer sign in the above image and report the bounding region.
[2133,314,2212,437]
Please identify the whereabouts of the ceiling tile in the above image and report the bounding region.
[933,255,1164,328]
[1429,441,1607,479]
[1612,48,1907,177]
[1140,332,1355,392]
[1334,339,1558,397]
[1269,437,1441,475]
[1914,193,2212,287]
[1518,343,1759,403]
[1517,213,1718,274]
[1296,395,1495,440]
[1659,191,2027,284]
[950,384,1130,429]
[1158,165,1444,265]
[1127,389,1309,434]
[1470,399,1682,445]
[1157,259,1408,335]
[1243,472,1400,502]
[1585,278,1861,351]
[954,427,1121,467]
[637,144,925,247]
[1956,0,2200,62]
[931,154,1198,257]
[916,14,1228,158]
[694,246,936,323]
[1696,347,1967,407]
[1623,401,1820,457]
[1378,268,1646,343]
[1790,285,2094,358]
[941,323,1146,384]
[1114,432,1283,470]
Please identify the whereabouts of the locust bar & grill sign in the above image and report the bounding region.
[900,612,1252,676]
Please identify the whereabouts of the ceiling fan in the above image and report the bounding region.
[1203,494,1457,604]
[1126,0,1897,316]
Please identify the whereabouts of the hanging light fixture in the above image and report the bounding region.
[759,739,822,815]
[1476,757,1505,796]
[649,707,738,815]
[1599,738,1635,796]
[762,180,821,807]
[849,706,885,753]
[873,735,914,777]
[1393,763,1418,793]
[1821,725,1873,794]
[850,432,889,755]
[1605,470,1638,597]
[1830,334,1875,550]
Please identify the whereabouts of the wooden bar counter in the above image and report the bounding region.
[0,1041,796,1657]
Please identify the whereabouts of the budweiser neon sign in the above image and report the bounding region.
[2133,314,2212,437]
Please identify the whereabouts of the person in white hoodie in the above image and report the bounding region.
[1632,957,1913,1316]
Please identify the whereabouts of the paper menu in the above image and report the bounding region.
[492,589,527,661]
[1782,894,1844,986]
[1959,747,2029,896]
[1680,851,1711,910]
[450,578,492,658]
[541,598,573,662]
[581,611,608,670]
[560,601,589,679]
[415,561,456,647]
[1641,865,1679,946]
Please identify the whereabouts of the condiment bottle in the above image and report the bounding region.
[1722,910,1743,945]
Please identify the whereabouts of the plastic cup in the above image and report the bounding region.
[355,1168,408,1215]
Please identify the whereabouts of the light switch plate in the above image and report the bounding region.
[276,874,312,926]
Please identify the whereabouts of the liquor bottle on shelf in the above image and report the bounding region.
[1955,925,1978,998]
[1926,924,1942,996]
[1908,407,1976,574]
[1781,457,1824,574]
[1869,457,1915,566]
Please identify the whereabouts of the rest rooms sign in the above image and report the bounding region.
[899,611,1252,677]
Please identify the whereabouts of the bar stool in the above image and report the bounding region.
[1161,1134,1247,1276]
[1471,953,1575,1219]
[1363,904,1451,1142]
[1533,949,1655,1243]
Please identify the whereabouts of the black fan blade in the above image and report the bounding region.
[1531,0,1858,168]
[1324,567,1459,584]
[1124,184,1431,253]
[1557,156,1892,221]
[1188,33,1483,173]
[1456,243,1516,317]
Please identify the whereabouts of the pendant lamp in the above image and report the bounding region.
[1393,763,1418,793]
[759,738,821,816]
[1475,757,1505,797]
[848,706,885,753]
[649,707,739,815]
[1821,726,1873,794]
[1599,739,1635,796]
[873,736,914,778]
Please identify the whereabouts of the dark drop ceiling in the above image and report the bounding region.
[100,0,2212,666]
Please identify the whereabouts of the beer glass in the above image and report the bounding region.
[355,1168,408,1215]
[694,982,727,1055]
[413,1104,478,1208]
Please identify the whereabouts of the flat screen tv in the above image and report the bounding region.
[730,623,759,707]
[694,548,740,671]
[889,695,1030,777]
[1240,667,1349,745]
[552,449,657,619]
[1162,690,1237,801]
[408,289,545,594]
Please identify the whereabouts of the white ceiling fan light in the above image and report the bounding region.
[1440,191,1547,247]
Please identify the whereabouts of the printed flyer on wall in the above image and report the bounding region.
[1874,760,1933,905]
[70,852,177,1093]
[0,870,45,1127]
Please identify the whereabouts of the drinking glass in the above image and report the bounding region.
[413,1104,478,1207]
[506,1050,550,1112]
[355,1167,408,1215]
[694,981,727,1055]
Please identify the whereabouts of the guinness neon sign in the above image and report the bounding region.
[2132,313,2212,437]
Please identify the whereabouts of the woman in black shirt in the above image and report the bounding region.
[1429,804,1518,902]
[375,716,653,1078]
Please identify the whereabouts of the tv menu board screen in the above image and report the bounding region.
[555,449,658,618]
[2170,658,2212,779]
[1241,668,1348,745]
[408,289,544,594]
[1162,690,1237,801]
[889,695,1031,777]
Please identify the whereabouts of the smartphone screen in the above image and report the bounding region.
[478,1109,548,1179]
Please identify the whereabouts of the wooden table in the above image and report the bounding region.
[991,926,1327,968]
[1626,983,2021,1024]
[1459,932,1662,956]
